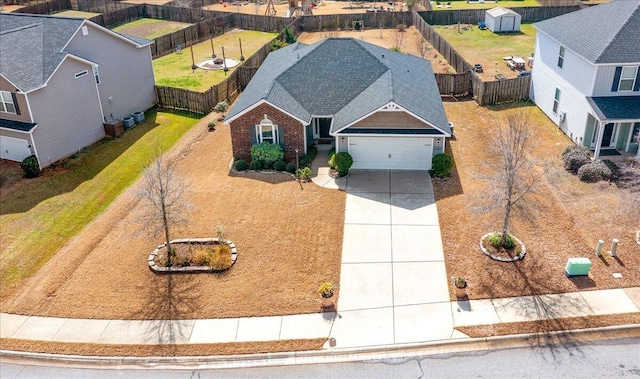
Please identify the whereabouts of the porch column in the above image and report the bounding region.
[593,121,604,160]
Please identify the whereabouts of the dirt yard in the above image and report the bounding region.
[1,115,346,320]
[437,101,640,301]
[204,0,408,17]
[297,26,455,74]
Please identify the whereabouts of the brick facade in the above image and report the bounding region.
[229,102,307,163]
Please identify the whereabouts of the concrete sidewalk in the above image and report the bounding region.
[2,288,639,346]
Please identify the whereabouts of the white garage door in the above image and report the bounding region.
[348,136,433,170]
[0,136,32,162]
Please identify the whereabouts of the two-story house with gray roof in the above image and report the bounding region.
[530,0,640,160]
[0,13,156,168]
[224,38,451,171]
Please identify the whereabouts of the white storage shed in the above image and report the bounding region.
[485,7,521,33]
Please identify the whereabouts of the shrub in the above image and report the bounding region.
[214,101,229,113]
[274,159,286,171]
[602,159,620,179]
[563,152,591,172]
[251,142,284,168]
[296,167,312,180]
[431,153,453,178]
[577,160,612,183]
[20,155,40,178]
[234,159,248,171]
[334,152,353,176]
[286,162,297,173]
[389,46,401,52]
[209,244,233,271]
[561,144,590,159]
[487,232,515,249]
[192,247,211,266]
[327,154,336,169]
[207,122,215,131]
[249,159,262,170]
[396,23,407,32]
[283,26,296,44]
[270,39,288,51]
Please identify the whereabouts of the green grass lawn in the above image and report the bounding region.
[153,29,278,92]
[52,10,101,18]
[112,18,192,40]
[0,109,200,297]
[432,0,540,10]
[433,23,536,78]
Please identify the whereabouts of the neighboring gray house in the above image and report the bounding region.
[225,38,451,170]
[531,0,640,160]
[0,13,156,168]
[485,7,521,33]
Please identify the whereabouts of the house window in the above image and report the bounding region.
[557,46,565,68]
[93,66,100,85]
[552,88,561,114]
[618,66,637,91]
[255,115,278,144]
[75,70,88,79]
[0,91,17,114]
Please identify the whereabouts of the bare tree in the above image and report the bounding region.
[392,24,407,52]
[413,31,430,59]
[486,112,543,247]
[137,150,192,266]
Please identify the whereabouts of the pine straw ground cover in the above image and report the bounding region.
[1,117,346,321]
[437,101,640,306]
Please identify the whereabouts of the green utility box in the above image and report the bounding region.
[564,258,592,277]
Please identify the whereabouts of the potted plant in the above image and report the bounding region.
[317,282,337,308]
[452,276,467,298]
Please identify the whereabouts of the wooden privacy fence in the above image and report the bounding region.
[87,4,145,28]
[300,11,413,31]
[472,74,532,105]
[417,5,580,25]
[412,11,471,73]
[434,72,472,97]
[10,0,70,14]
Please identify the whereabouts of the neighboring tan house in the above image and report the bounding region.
[225,38,451,171]
[0,13,156,168]
[530,0,640,160]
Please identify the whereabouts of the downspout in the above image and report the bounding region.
[28,126,41,168]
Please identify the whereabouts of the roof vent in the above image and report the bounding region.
[382,54,385,58]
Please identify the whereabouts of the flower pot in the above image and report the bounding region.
[454,285,467,298]
[321,295,334,308]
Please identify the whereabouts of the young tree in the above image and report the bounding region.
[137,151,192,266]
[413,31,430,59]
[488,112,543,247]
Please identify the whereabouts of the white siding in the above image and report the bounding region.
[531,42,594,145]
[533,32,595,96]
[592,64,640,96]
[29,58,104,168]
[66,23,156,121]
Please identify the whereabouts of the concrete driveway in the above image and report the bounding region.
[329,170,461,348]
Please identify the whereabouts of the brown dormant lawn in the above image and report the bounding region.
[2,117,346,320]
[437,101,639,302]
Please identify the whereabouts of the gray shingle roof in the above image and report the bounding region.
[534,0,640,64]
[0,13,151,92]
[226,38,450,134]
[587,96,640,120]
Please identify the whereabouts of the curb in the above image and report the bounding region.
[2,324,639,370]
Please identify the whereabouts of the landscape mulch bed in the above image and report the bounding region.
[436,101,640,302]
[0,338,326,357]
[1,116,346,320]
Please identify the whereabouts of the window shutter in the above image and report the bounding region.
[11,93,20,115]
[611,66,622,92]
[278,124,285,148]
[634,68,640,92]
[251,125,258,144]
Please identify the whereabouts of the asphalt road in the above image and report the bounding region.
[1,337,639,378]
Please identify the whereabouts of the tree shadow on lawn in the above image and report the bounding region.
[0,111,166,215]
[132,273,200,348]
[228,170,296,185]
[432,139,464,200]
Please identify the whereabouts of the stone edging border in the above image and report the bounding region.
[636,231,640,246]
[148,238,237,274]
[480,232,526,262]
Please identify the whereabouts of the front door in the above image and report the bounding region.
[601,123,615,147]
[319,118,331,139]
